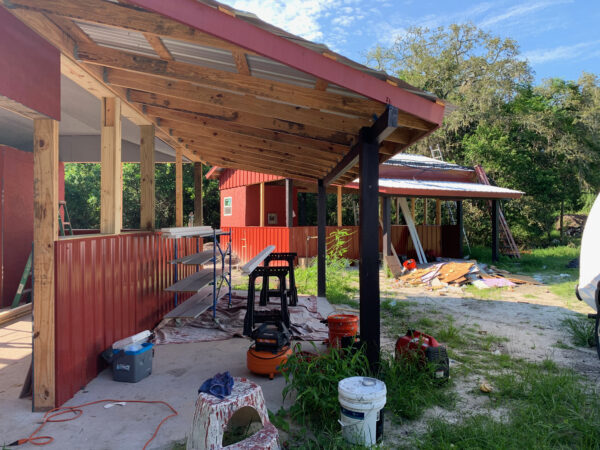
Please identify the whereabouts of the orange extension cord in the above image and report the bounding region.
[10,399,178,449]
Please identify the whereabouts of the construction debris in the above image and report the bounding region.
[397,260,541,290]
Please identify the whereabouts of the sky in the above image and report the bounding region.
[220,0,600,84]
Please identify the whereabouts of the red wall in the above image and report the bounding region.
[54,232,201,406]
[220,186,247,227]
[219,168,282,190]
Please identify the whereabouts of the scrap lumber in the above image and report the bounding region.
[0,303,32,326]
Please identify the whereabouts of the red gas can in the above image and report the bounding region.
[395,330,449,380]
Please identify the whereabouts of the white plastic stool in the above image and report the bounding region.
[187,377,280,449]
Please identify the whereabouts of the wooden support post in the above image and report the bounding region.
[358,129,380,374]
[33,118,58,410]
[492,199,499,262]
[175,147,183,227]
[337,185,343,226]
[317,179,326,297]
[423,199,428,225]
[457,201,464,258]
[100,97,122,234]
[396,198,400,225]
[382,196,391,273]
[436,200,442,226]
[259,182,265,227]
[411,198,416,222]
[139,124,155,230]
[285,178,293,227]
[194,162,203,225]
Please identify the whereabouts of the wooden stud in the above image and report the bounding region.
[175,147,183,227]
[33,118,58,410]
[139,124,155,230]
[337,185,343,226]
[436,199,441,226]
[194,162,203,225]
[232,51,250,75]
[100,97,122,234]
[259,182,265,227]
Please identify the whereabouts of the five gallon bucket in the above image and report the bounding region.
[327,314,359,348]
[338,376,386,446]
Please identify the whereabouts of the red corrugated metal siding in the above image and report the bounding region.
[54,232,201,406]
[221,227,290,264]
[219,168,283,190]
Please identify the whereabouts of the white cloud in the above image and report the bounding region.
[479,0,573,28]
[522,40,600,64]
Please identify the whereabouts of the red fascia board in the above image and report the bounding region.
[346,182,522,200]
[0,7,60,120]
[205,166,221,180]
[129,0,444,126]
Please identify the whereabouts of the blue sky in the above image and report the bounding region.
[221,0,600,84]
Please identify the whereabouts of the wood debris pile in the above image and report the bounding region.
[397,261,541,290]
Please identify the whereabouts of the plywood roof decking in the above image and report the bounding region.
[3,0,445,182]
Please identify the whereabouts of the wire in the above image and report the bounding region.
[10,399,178,449]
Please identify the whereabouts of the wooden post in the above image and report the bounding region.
[175,147,183,227]
[317,179,326,297]
[285,178,293,227]
[33,119,58,410]
[194,162,203,225]
[411,198,416,222]
[139,124,155,230]
[259,182,265,227]
[337,185,343,226]
[382,196,391,273]
[436,200,442,226]
[492,199,499,262]
[359,129,380,374]
[423,199,428,225]
[100,97,122,234]
[457,201,464,258]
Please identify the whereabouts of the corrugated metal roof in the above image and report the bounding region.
[76,21,157,58]
[162,37,237,72]
[368,178,523,199]
[385,154,473,172]
[246,54,316,89]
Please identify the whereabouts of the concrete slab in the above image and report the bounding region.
[0,300,333,449]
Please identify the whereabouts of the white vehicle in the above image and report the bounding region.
[576,193,600,357]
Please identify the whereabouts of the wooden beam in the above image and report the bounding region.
[76,42,393,119]
[140,124,155,230]
[106,69,367,134]
[33,118,58,411]
[436,199,441,226]
[314,78,329,91]
[337,185,342,226]
[100,97,122,234]
[259,182,265,227]
[176,146,183,227]
[194,162,203,225]
[143,33,173,60]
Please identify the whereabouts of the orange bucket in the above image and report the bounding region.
[327,314,359,348]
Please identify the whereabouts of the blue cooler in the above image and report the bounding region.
[112,342,154,383]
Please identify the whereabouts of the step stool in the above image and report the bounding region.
[259,252,298,306]
[187,377,280,449]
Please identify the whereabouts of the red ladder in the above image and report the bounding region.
[474,165,520,258]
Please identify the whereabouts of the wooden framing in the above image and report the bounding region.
[259,182,265,227]
[100,97,122,234]
[176,146,183,227]
[194,162,203,226]
[140,124,155,230]
[33,118,58,411]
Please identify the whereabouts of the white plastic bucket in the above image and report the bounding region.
[338,376,387,446]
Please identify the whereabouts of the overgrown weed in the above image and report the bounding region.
[561,315,596,347]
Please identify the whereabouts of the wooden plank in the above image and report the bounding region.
[232,50,250,75]
[100,97,122,234]
[259,182,265,227]
[165,268,223,292]
[337,185,343,226]
[143,33,173,60]
[176,146,183,227]
[384,255,403,278]
[0,303,32,326]
[194,162,203,226]
[169,250,215,266]
[240,245,275,275]
[33,118,58,411]
[160,226,214,238]
[164,286,214,318]
[140,124,155,230]
[399,197,427,264]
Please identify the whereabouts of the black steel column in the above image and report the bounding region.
[382,196,391,271]
[298,193,306,226]
[317,179,326,297]
[358,128,380,374]
[456,201,463,258]
[491,199,499,262]
[285,178,293,227]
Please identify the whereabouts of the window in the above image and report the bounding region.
[223,197,232,216]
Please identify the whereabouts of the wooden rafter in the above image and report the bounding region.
[232,50,250,75]
[143,33,173,60]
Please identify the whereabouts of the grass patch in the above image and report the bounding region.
[469,245,579,275]
[417,360,600,449]
[561,315,596,347]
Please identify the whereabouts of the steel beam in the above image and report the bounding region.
[317,179,327,297]
[492,199,499,262]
